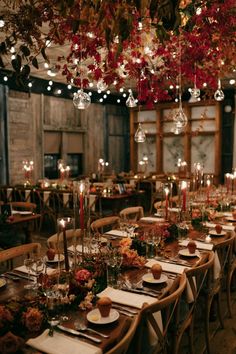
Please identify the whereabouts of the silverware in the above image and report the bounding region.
[117,309,134,317]
[74,320,109,338]
[112,304,138,314]
[7,271,35,281]
[56,325,102,343]
[0,273,19,281]
[121,287,158,298]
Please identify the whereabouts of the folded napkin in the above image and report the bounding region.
[67,245,97,254]
[204,222,235,232]
[179,239,213,251]
[168,208,181,213]
[26,329,102,354]
[140,217,164,223]
[104,230,128,238]
[145,259,191,274]
[15,265,56,276]
[97,286,156,309]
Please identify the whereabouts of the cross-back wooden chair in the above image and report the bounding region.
[9,201,37,212]
[119,206,144,222]
[173,251,215,354]
[105,313,141,354]
[90,216,120,235]
[135,273,187,354]
[0,242,41,271]
[202,232,235,354]
[47,229,82,253]
[226,235,236,317]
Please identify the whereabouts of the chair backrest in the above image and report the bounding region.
[90,216,120,234]
[9,201,37,212]
[119,206,144,221]
[47,229,82,251]
[0,243,41,264]
[106,314,141,354]
[213,232,235,279]
[136,273,187,354]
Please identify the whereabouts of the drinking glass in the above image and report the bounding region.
[56,272,70,322]
[31,257,45,289]
[23,258,35,289]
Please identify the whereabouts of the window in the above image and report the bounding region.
[44,154,60,179]
[67,154,83,178]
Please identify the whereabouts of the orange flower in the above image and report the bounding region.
[22,307,43,332]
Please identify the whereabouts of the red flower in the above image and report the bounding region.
[75,269,91,284]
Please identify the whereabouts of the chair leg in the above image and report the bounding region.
[216,291,224,329]
[226,270,234,318]
[187,319,194,354]
[205,297,212,354]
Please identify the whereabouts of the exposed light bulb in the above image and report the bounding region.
[134,123,146,143]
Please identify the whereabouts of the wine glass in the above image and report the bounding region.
[56,272,70,322]
[31,257,45,289]
[23,258,35,289]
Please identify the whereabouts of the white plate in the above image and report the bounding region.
[178,249,200,258]
[45,254,65,263]
[0,278,7,288]
[87,308,119,325]
[226,217,236,222]
[209,230,226,237]
[142,273,168,284]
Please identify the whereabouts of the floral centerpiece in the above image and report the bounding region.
[0,297,47,353]
[119,238,146,267]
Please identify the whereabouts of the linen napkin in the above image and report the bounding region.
[15,265,56,276]
[26,329,102,354]
[97,286,156,309]
[204,222,235,232]
[145,259,191,274]
[67,245,97,254]
[179,239,214,251]
[104,230,128,238]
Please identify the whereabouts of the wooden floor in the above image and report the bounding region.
[32,231,236,354]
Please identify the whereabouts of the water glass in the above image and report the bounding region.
[23,258,35,289]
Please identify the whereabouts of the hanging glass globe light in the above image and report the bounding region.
[126,91,137,108]
[134,123,146,143]
[97,79,108,92]
[172,121,184,135]
[73,89,91,110]
[173,106,188,128]
[214,79,224,101]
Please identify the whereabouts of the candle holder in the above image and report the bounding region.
[193,162,203,191]
[57,217,75,273]
[22,160,34,186]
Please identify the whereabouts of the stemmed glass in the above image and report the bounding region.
[31,257,45,289]
[23,258,35,289]
[56,272,70,322]
[153,234,161,257]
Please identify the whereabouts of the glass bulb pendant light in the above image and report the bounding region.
[214,79,224,101]
[126,91,137,108]
[135,123,146,143]
[73,89,91,110]
[190,74,201,99]
[97,78,108,91]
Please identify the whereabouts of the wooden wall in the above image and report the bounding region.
[4,90,129,185]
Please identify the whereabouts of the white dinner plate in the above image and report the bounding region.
[225,217,236,222]
[142,273,168,284]
[0,278,7,288]
[44,254,65,263]
[87,308,119,325]
[178,249,200,258]
[209,230,226,237]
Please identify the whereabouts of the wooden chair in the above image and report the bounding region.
[135,273,187,354]
[47,229,82,252]
[9,201,37,212]
[119,206,144,222]
[173,251,215,354]
[105,314,141,354]
[0,242,41,271]
[226,237,236,317]
[90,216,120,234]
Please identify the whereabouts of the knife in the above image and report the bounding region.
[57,325,102,343]
[112,304,138,314]
[7,271,35,281]
[121,287,159,298]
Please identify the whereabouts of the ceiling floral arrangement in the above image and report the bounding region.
[0,0,235,107]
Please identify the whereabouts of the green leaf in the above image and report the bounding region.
[20,45,30,57]
[11,55,22,72]
[41,47,49,63]
[32,57,39,69]
[0,55,5,68]
[21,64,30,78]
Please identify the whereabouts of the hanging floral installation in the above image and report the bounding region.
[0,0,235,106]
